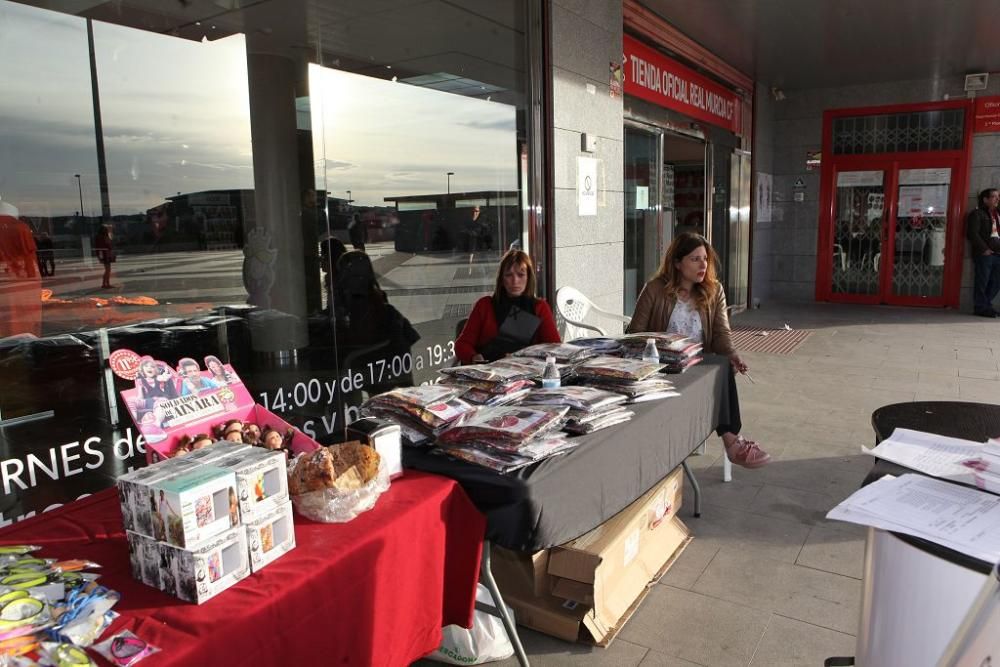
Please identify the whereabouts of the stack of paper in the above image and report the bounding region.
[361,385,475,446]
[437,405,568,452]
[573,356,664,382]
[620,332,703,373]
[971,439,1000,492]
[512,342,595,364]
[521,386,633,435]
[827,474,1000,563]
[521,386,626,412]
[439,363,535,406]
[570,336,624,355]
[865,428,995,491]
[437,434,579,474]
[435,405,575,473]
[491,356,576,383]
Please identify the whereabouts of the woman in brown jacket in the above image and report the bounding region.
[628,232,770,468]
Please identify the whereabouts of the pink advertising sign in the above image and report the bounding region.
[112,350,319,462]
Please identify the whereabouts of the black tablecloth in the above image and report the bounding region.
[864,401,1000,574]
[403,355,726,551]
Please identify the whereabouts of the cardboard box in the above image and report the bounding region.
[502,515,690,646]
[212,447,289,524]
[118,458,201,537]
[245,500,295,572]
[111,353,321,462]
[490,546,551,598]
[546,467,687,638]
[150,465,238,548]
[495,467,690,646]
[158,526,250,604]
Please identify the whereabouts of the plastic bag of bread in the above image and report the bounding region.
[287,441,390,522]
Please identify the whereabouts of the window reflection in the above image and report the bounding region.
[0,0,531,522]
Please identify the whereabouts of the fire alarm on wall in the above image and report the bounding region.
[965,73,989,93]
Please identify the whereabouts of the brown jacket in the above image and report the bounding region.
[626,277,735,355]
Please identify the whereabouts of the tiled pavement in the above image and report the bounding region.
[420,301,1000,666]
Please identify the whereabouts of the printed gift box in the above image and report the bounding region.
[109,350,321,462]
[118,458,201,537]
[157,526,250,605]
[182,441,250,465]
[126,530,162,589]
[212,447,289,524]
[150,465,239,549]
[245,500,295,572]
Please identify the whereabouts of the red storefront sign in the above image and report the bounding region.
[623,34,741,135]
[974,96,1000,133]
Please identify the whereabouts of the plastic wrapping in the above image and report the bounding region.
[91,630,159,666]
[427,584,514,665]
[288,457,390,523]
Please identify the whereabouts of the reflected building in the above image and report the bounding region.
[5,0,990,524]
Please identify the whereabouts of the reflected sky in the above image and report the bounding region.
[0,1,518,217]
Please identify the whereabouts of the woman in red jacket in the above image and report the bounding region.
[455,249,561,364]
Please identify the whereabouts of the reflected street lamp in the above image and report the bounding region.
[74,174,84,218]
[346,189,352,204]
[447,171,455,196]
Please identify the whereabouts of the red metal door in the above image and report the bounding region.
[816,101,972,307]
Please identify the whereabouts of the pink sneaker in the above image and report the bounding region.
[725,436,771,469]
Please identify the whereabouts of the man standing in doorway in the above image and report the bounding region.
[966,188,1000,317]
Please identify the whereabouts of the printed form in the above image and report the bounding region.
[828,474,1000,563]
[864,428,984,479]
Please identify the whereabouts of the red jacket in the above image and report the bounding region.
[455,296,561,364]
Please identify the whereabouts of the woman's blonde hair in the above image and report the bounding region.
[653,232,720,311]
[492,249,538,301]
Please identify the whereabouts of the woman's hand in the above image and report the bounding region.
[729,353,748,374]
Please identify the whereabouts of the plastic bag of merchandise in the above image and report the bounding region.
[287,443,390,523]
[427,584,514,665]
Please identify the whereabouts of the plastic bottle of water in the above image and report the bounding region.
[642,338,660,363]
[541,355,561,389]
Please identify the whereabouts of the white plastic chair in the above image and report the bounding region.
[555,286,631,341]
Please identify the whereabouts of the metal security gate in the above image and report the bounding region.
[817,102,971,307]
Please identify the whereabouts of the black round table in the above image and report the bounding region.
[865,400,1000,574]
[872,401,1000,444]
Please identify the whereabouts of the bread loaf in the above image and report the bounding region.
[289,442,381,495]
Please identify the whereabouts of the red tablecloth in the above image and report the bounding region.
[0,471,485,667]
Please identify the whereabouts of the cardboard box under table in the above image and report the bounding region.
[499,467,690,645]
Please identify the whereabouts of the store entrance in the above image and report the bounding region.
[624,125,708,315]
[818,156,964,306]
[666,133,708,239]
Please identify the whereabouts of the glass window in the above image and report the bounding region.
[0,0,535,523]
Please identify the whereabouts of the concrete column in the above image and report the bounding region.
[549,1,626,325]
[243,40,309,352]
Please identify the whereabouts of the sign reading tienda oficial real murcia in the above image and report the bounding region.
[623,34,742,135]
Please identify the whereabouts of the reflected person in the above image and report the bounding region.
[628,232,770,469]
[0,201,42,337]
[347,213,367,252]
[334,250,420,392]
[455,249,561,364]
[94,225,115,289]
[320,237,348,313]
